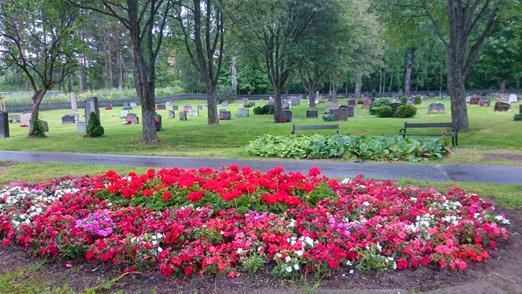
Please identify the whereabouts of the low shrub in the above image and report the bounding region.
[400,96,408,104]
[369,99,390,115]
[244,102,255,108]
[263,104,275,114]
[414,95,422,104]
[86,112,104,137]
[397,104,417,118]
[376,105,393,117]
[247,134,449,161]
[29,119,47,138]
[253,106,264,115]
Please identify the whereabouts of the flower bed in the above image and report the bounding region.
[246,134,449,161]
[0,167,509,279]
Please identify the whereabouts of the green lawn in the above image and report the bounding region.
[0,98,521,164]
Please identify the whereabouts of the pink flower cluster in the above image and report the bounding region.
[0,167,510,279]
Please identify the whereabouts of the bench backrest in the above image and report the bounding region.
[404,122,456,129]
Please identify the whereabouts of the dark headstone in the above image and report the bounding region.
[479,99,490,107]
[172,105,179,111]
[179,111,188,121]
[469,97,480,105]
[105,104,112,110]
[126,113,139,124]
[0,111,9,138]
[61,114,76,124]
[346,105,355,117]
[306,110,318,118]
[428,103,445,114]
[274,111,292,123]
[219,110,232,120]
[494,102,511,112]
[519,105,522,114]
[84,97,99,119]
[155,103,166,110]
[183,105,192,111]
[347,99,357,106]
[169,110,175,119]
[154,113,162,131]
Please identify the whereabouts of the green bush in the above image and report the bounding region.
[244,102,255,108]
[400,96,408,104]
[397,104,417,118]
[414,95,422,104]
[246,134,449,162]
[253,104,274,115]
[376,105,393,117]
[514,114,522,121]
[369,99,390,115]
[29,119,47,138]
[253,106,264,115]
[86,112,104,137]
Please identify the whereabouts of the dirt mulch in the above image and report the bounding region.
[482,153,522,163]
[1,210,521,294]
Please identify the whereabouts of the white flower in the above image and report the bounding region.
[295,250,303,257]
[285,256,292,263]
[237,248,244,255]
[293,264,299,270]
[363,201,370,207]
[349,269,354,274]
[285,266,292,273]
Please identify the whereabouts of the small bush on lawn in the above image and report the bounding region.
[400,96,408,104]
[414,95,422,104]
[376,105,394,117]
[29,119,46,138]
[397,104,417,118]
[86,112,104,137]
[369,99,391,115]
[247,134,449,161]
[253,106,264,115]
[244,102,255,108]
[253,104,275,115]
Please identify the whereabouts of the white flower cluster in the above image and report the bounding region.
[129,233,165,257]
[406,213,434,235]
[441,214,460,226]
[495,215,510,225]
[341,178,352,184]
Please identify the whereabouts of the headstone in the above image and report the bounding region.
[221,101,229,107]
[326,101,339,112]
[188,109,199,117]
[237,108,249,117]
[469,97,480,105]
[219,110,231,120]
[494,102,511,112]
[84,97,100,120]
[179,111,188,121]
[465,96,473,103]
[168,110,176,119]
[120,110,130,118]
[509,94,518,103]
[241,98,249,105]
[172,105,179,111]
[20,113,32,127]
[407,97,415,105]
[520,105,522,114]
[330,108,348,121]
[61,114,76,124]
[125,113,139,124]
[274,111,292,123]
[77,122,86,136]
[122,102,130,108]
[70,93,78,113]
[289,96,300,106]
[130,102,138,107]
[267,97,275,106]
[197,105,204,111]
[479,99,491,107]
[122,106,132,111]
[153,113,162,131]
[155,103,166,110]
[306,110,318,118]
[428,103,445,114]
[183,105,192,111]
[362,99,370,109]
[105,104,113,110]
[282,101,291,110]
[0,111,9,138]
[347,99,357,106]
[346,105,355,118]
[8,114,20,123]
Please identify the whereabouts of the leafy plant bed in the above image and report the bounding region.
[246,134,450,161]
[0,167,510,281]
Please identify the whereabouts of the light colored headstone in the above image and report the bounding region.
[70,93,78,113]
[120,110,129,118]
[465,96,472,103]
[237,108,249,117]
[130,102,138,107]
[188,109,199,117]
[125,113,139,124]
[20,113,31,127]
[326,101,339,112]
[509,94,518,103]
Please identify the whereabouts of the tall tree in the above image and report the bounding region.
[73,0,174,143]
[0,0,81,137]
[173,0,225,125]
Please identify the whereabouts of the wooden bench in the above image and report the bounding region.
[291,124,339,134]
[399,122,458,147]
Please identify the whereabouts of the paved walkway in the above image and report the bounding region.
[0,151,521,185]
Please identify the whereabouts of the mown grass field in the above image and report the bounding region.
[0,98,520,164]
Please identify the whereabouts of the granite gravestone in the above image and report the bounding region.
[77,122,86,136]
[130,102,138,107]
[509,94,518,103]
[197,105,204,111]
[306,110,318,118]
[465,96,472,103]
[274,111,292,123]
[289,96,301,106]
[61,114,76,124]
[172,105,179,111]
[153,113,162,131]
[120,110,130,118]
[84,97,100,120]
[479,99,490,107]
[183,105,192,111]
[237,108,249,117]
[326,101,339,112]
[346,105,355,118]
[126,113,139,124]
[219,110,231,120]
[428,103,445,114]
[494,102,511,112]
[179,111,188,121]
[0,111,9,138]
[469,97,480,105]
[8,114,20,123]
[347,99,357,106]
[70,93,78,113]
[221,101,229,107]
[155,103,166,110]
[169,110,176,119]
[188,109,199,117]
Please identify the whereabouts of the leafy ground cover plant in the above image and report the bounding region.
[246,134,449,161]
[0,167,509,280]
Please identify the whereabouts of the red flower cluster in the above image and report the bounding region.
[0,168,510,280]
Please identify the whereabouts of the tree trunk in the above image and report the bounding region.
[308,88,316,108]
[231,55,238,100]
[500,79,506,93]
[117,50,125,90]
[354,71,363,99]
[140,83,158,143]
[331,83,338,102]
[274,88,283,114]
[78,55,86,92]
[447,64,468,130]
[28,89,47,137]
[404,47,414,96]
[207,85,219,124]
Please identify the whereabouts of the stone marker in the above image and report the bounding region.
[346,105,355,118]
[221,101,229,107]
[70,93,78,113]
[0,111,9,138]
[77,122,86,136]
[362,99,370,109]
[183,105,192,111]
[237,108,249,117]
[130,102,138,107]
[8,114,20,123]
[84,97,100,119]
[179,111,188,121]
[274,111,292,123]
[153,113,162,131]
[267,97,274,106]
[20,113,32,127]
[61,114,76,124]
[289,96,300,105]
[465,96,472,103]
[347,99,357,106]
[306,109,318,118]
[282,101,291,110]
[219,110,231,120]
[120,110,130,118]
[509,94,518,103]
[494,102,511,112]
[155,103,166,110]
[326,101,339,112]
[188,109,199,117]
[479,99,490,107]
[168,110,175,119]
[197,105,204,111]
[428,103,445,114]
[469,97,480,105]
[126,113,139,124]
[172,105,179,111]
[105,104,113,110]
[241,98,249,105]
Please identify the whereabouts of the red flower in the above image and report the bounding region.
[188,191,204,202]
[308,167,321,177]
[163,191,172,202]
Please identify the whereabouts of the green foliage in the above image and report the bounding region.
[86,112,104,137]
[247,134,449,162]
[376,105,393,117]
[241,253,267,273]
[29,119,47,138]
[243,102,255,108]
[253,106,264,115]
[414,95,422,104]
[354,244,397,272]
[397,104,417,118]
[400,96,408,104]
[369,99,391,115]
[253,104,275,115]
[514,114,522,121]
